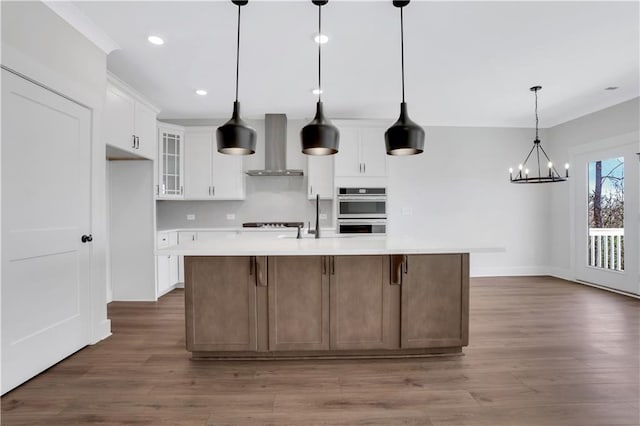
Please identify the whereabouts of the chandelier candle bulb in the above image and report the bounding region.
[565,163,570,178]
[509,167,513,180]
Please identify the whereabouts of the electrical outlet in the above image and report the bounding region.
[319,213,327,220]
[226,213,235,220]
[186,214,196,221]
[401,208,413,216]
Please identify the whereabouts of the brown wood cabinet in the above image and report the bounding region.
[267,256,330,351]
[398,254,469,348]
[185,256,265,352]
[185,253,469,358]
[330,256,397,350]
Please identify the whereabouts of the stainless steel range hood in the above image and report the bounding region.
[246,114,303,176]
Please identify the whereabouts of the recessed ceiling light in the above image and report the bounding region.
[195,89,208,96]
[314,33,329,44]
[311,88,323,95]
[147,35,164,45]
[605,86,619,91]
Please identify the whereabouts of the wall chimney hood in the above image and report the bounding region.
[246,114,303,176]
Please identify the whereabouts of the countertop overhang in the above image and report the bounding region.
[156,236,504,256]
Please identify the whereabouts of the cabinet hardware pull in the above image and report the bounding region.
[256,258,266,286]
[135,136,140,149]
[404,255,408,274]
[132,135,136,149]
[359,163,362,173]
[363,163,366,174]
[331,256,335,275]
[390,255,403,285]
[310,185,313,195]
[208,186,211,196]
[249,256,254,275]
[322,256,326,275]
[212,186,215,196]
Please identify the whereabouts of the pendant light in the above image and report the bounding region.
[385,0,424,156]
[509,86,569,183]
[216,0,256,155]
[301,0,339,156]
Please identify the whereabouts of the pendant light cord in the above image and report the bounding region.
[317,4,322,102]
[400,7,405,103]
[235,4,241,102]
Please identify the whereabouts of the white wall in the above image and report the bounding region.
[547,98,639,280]
[387,126,551,276]
[1,1,110,342]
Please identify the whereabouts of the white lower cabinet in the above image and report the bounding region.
[157,231,179,297]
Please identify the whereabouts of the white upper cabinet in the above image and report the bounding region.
[157,123,184,199]
[334,122,388,178]
[307,156,334,199]
[104,75,159,160]
[183,128,245,200]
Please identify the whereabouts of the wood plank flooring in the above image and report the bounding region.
[2,276,639,425]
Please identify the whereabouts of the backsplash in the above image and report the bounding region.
[156,176,333,229]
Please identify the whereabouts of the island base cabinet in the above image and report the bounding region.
[185,256,265,352]
[399,254,469,349]
[330,256,397,350]
[267,256,330,351]
[185,254,468,358]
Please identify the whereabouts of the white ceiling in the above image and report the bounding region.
[73,1,639,128]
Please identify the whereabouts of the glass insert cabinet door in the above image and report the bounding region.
[574,140,638,295]
[157,126,184,199]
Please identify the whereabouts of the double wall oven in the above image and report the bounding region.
[337,187,387,234]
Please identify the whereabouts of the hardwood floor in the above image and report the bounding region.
[2,276,639,425]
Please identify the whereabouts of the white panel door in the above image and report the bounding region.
[184,131,212,199]
[1,70,91,394]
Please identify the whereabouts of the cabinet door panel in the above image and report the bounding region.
[185,256,257,351]
[307,156,334,199]
[158,127,184,198]
[334,126,361,177]
[401,254,468,348]
[104,86,135,152]
[184,131,212,199]
[211,149,245,200]
[330,255,394,349]
[268,256,329,351]
[359,127,388,177]
[134,101,156,159]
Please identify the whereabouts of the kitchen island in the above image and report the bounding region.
[158,236,481,359]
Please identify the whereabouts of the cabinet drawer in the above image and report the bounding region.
[157,232,170,248]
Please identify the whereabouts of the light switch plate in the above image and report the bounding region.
[186,214,196,221]
[226,214,235,220]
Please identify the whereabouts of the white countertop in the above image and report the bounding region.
[156,234,504,256]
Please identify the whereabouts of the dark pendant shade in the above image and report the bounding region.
[301,102,339,155]
[385,102,424,156]
[217,101,256,155]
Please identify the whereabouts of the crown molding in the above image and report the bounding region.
[43,1,119,54]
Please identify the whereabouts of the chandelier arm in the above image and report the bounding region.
[536,143,541,178]
[537,143,563,177]
[520,143,537,170]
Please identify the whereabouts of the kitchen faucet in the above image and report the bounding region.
[307,194,321,239]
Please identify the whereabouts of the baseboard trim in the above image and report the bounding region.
[90,319,112,344]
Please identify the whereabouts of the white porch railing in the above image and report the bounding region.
[588,228,624,271]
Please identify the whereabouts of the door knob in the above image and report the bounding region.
[81,234,93,243]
